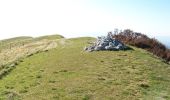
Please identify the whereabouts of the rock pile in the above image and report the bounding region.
[84,33,127,52]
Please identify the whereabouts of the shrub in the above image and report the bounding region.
[113,29,170,63]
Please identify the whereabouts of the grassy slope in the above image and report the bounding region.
[35,35,64,41]
[0,36,33,51]
[0,35,64,79]
[0,37,170,100]
[0,35,64,51]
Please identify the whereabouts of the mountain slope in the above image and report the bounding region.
[0,37,170,100]
[0,36,33,51]
[0,35,64,51]
[0,35,64,79]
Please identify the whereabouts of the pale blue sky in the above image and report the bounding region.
[0,0,170,46]
[90,0,170,35]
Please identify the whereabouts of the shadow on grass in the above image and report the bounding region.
[124,46,134,51]
[105,46,134,51]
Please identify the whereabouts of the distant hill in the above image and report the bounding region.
[0,35,169,99]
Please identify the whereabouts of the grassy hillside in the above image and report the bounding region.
[0,35,64,50]
[0,35,64,79]
[0,36,33,51]
[0,37,170,100]
[35,35,64,41]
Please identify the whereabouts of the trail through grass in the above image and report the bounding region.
[0,37,169,100]
[0,35,64,79]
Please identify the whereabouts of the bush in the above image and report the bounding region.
[113,29,170,63]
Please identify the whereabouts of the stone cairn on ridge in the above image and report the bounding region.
[84,32,127,52]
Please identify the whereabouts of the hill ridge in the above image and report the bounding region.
[0,36,169,100]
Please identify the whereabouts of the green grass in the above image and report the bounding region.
[0,37,169,100]
[0,34,64,51]
[35,34,64,40]
[0,34,64,79]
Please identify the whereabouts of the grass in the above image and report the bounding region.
[35,34,64,40]
[0,34,64,79]
[0,36,169,100]
[0,35,64,51]
[0,36,33,51]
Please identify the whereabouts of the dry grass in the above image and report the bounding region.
[0,39,57,65]
[0,36,169,100]
[0,37,169,100]
[0,35,64,78]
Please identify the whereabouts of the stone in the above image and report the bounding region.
[85,33,127,52]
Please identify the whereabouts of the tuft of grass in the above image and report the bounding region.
[36,75,42,78]
[82,94,91,100]
[19,89,28,93]
[139,82,150,89]
[59,70,68,72]
[49,80,56,83]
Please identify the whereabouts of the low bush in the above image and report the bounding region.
[113,29,170,63]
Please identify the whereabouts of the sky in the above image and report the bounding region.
[0,0,170,46]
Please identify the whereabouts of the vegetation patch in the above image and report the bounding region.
[0,36,169,99]
[0,34,65,79]
[113,29,170,63]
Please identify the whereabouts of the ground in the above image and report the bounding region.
[0,36,170,100]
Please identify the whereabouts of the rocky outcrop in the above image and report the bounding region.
[84,33,127,52]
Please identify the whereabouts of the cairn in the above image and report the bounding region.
[84,32,127,52]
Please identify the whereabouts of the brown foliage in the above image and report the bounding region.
[113,29,170,62]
